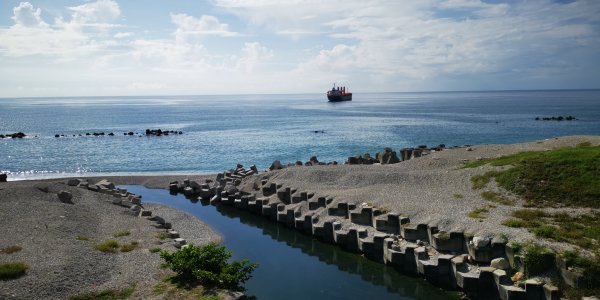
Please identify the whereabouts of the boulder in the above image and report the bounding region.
[491,257,510,270]
[67,178,80,186]
[269,160,283,171]
[95,179,115,189]
[57,191,73,204]
[0,173,7,182]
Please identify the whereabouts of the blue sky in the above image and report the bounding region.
[0,0,598,97]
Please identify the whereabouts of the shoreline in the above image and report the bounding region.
[2,135,599,299]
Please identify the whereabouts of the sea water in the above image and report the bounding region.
[1,90,599,180]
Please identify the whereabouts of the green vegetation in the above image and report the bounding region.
[0,245,22,254]
[480,190,514,205]
[521,242,555,277]
[470,172,498,190]
[95,240,120,253]
[156,232,168,240]
[68,284,135,300]
[502,209,599,251]
[465,144,600,208]
[113,230,131,238]
[453,193,464,199]
[120,242,139,253]
[160,243,257,291]
[149,247,162,253]
[468,207,489,219]
[0,262,28,280]
[559,250,600,298]
[76,236,90,241]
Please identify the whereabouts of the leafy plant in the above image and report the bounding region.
[160,243,257,291]
[0,262,29,280]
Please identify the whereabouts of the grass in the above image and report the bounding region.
[76,236,90,241]
[0,245,22,254]
[150,247,162,253]
[502,209,600,251]
[464,143,600,208]
[156,232,168,240]
[0,262,29,280]
[453,193,464,199]
[153,275,242,300]
[68,284,135,300]
[480,190,514,205]
[468,207,489,219]
[112,230,131,238]
[120,242,138,253]
[94,240,120,253]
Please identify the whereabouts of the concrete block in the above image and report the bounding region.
[524,279,544,300]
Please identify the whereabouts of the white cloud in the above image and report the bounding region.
[12,2,47,27]
[68,0,120,25]
[171,13,238,42]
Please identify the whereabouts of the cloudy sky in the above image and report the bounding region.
[0,0,599,97]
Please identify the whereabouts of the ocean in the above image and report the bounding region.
[1,90,599,180]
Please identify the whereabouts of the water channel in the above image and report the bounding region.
[123,185,457,300]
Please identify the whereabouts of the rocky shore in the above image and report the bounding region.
[1,135,599,299]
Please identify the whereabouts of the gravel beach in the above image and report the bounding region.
[0,180,220,299]
[1,135,598,299]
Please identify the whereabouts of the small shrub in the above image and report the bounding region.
[149,247,162,253]
[522,242,555,276]
[113,230,130,238]
[120,242,139,253]
[0,262,28,280]
[160,243,257,291]
[76,236,90,241]
[453,193,464,199]
[0,246,22,254]
[95,240,119,253]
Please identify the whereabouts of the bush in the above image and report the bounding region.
[120,242,138,253]
[0,262,29,280]
[160,243,257,291]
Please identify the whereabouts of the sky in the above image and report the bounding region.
[0,0,599,97]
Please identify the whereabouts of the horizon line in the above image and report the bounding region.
[1,88,599,100]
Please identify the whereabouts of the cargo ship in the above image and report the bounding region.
[327,84,352,102]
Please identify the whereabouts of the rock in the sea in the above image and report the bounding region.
[0,173,6,182]
[490,257,510,270]
[57,191,73,204]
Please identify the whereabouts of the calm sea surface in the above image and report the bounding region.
[1,90,599,180]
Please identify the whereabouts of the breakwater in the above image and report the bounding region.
[168,164,571,300]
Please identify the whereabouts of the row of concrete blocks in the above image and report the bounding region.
[214,180,566,299]
[383,240,560,300]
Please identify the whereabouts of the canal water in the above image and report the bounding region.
[123,185,457,300]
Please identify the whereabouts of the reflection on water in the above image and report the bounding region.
[123,185,457,300]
